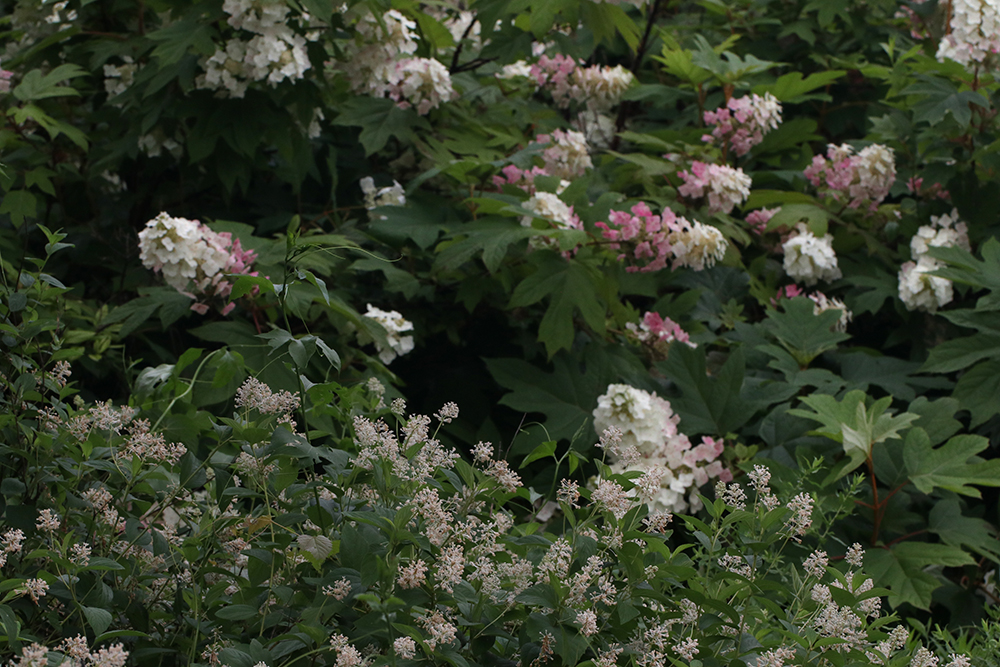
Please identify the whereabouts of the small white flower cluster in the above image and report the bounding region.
[364,304,415,364]
[340,10,455,115]
[898,209,971,312]
[782,223,842,286]
[196,0,312,98]
[536,129,593,179]
[361,177,406,214]
[138,130,182,159]
[677,161,752,215]
[138,212,258,313]
[666,219,728,270]
[936,0,1000,66]
[593,384,731,513]
[103,56,137,100]
[44,0,77,24]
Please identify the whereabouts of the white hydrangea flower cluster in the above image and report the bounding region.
[196,0,312,98]
[808,292,853,333]
[521,192,583,252]
[593,384,731,514]
[103,56,137,100]
[361,177,406,209]
[677,161,752,215]
[340,10,455,115]
[782,223,842,286]
[364,304,415,364]
[391,57,456,115]
[936,0,1000,66]
[342,10,418,96]
[138,130,182,159]
[666,219,728,270]
[537,129,593,179]
[898,209,971,312]
[138,213,259,315]
[573,64,635,112]
[138,213,230,292]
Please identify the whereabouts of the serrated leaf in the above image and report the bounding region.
[656,345,756,435]
[865,542,972,610]
[906,433,1000,497]
[332,97,430,155]
[952,359,1000,426]
[753,70,846,103]
[762,297,850,366]
[508,256,608,357]
[929,498,1000,557]
[12,64,86,102]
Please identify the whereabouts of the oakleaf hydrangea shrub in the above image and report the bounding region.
[5,0,1000,651]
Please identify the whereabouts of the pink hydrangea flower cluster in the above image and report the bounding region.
[595,202,727,273]
[492,164,551,194]
[138,212,259,315]
[677,161,752,215]
[745,207,780,234]
[0,69,12,93]
[593,384,732,513]
[702,92,782,156]
[626,311,696,360]
[595,202,677,273]
[530,54,579,104]
[803,143,896,210]
[530,56,634,112]
[906,176,950,201]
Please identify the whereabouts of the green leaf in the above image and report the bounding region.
[952,359,1000,426]
[764,204,830,235]
[753,70,845,103]
[790,390,917,476]
[12,64,87,102]
[332,97,430,155]
[485,344,647,446]
[928,498,1000,558]
[435,218,535,273]
[230,275,276,300]
[215,604,260,621]
[865,542,974,609]
[656,345,756,435]
[762,297,850,366]
[0,191,37,228]
[147,19,217,65]
[520,440,558,469]
[921,332,1000,373]
[82,606,113,636]
[508,255,608,357]
[901,77,989,127]
[0,604,21,650]
[906,433,1000,497]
